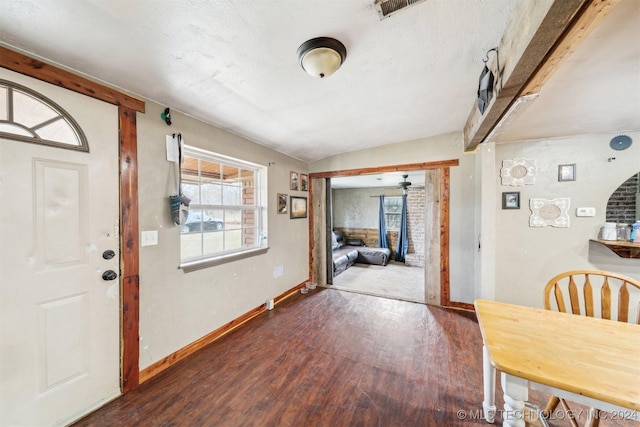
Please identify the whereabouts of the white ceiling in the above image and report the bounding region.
[332,171,425,189]
[1,0,638,164]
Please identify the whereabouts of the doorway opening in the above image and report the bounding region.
[309,159,470,310]
[330,174,426,303]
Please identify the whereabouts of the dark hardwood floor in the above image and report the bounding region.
[73,288,637,427]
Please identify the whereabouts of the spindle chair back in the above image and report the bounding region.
[542,270,640,427]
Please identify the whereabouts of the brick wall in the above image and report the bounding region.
[242,185,255,246]
[606,173,639,223]
[405,189,425,267]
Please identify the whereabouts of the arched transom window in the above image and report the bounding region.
[0,79,89,152]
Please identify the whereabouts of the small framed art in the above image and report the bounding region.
[300,173,309,191]
[558,164,576,182]
[277,193,288,214]
[502,192,520,209]
[290,196,307,219]
[290,171,299,191]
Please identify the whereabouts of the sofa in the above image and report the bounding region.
[332,230,391,276]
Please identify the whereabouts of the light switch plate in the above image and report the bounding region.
[576,207,596,217]
[141,230,159,246]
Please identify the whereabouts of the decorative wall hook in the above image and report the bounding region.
[161,107,172,126]
[483,47,499,65]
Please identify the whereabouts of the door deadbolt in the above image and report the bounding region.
[102,250,116,260]
[102,270,118,281]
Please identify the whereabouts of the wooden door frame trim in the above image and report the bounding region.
[1,46,144,392]
[309,159,470,309]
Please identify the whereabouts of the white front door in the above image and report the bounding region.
[0,69,121,426]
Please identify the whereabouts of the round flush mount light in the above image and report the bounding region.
[297,37,347,79]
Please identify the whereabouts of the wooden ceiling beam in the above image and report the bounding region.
[520,0,619,96]
[463,0,617,152]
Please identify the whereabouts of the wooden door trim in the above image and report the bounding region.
[438,166,473,311]
[310,160,460,179]
[1,47,144,392]
[309,159,467,309]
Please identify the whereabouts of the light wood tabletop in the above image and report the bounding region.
[474,299,640,412]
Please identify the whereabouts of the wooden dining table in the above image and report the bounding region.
[474,299,640,427]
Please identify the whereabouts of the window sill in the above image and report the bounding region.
[180,247,269,273]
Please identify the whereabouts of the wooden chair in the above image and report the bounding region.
[542,270,640,427]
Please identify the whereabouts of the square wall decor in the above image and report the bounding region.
[558,164,576,182]
[502,192,520,209]
[501,158,536,186]
[529,198,570,228]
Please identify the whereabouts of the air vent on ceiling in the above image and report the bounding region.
[374,0,428,19]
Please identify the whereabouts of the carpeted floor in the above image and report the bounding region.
[330,261,425,303]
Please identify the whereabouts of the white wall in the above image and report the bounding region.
[493,131,640,308]
[476,142,497,301]
[310,132,478,304]
[137,102,309,369]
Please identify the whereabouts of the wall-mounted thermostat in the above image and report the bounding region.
[576,207,596,217]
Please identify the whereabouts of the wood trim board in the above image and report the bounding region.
[139,281,308,383]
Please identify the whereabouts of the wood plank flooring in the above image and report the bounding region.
[73,288,638,427]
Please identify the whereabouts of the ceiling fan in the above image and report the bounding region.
[398,174,412,193]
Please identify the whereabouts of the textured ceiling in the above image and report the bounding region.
[1,0,638,163]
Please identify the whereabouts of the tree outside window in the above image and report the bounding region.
[384,196,402,230]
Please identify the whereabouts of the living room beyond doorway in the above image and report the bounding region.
[330,180,427,303]
[309,160,466,309]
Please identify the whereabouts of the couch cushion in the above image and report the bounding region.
[332,231,346,249]
[346,238,364,246]
[356,247,391,266]
[333,254,350,275]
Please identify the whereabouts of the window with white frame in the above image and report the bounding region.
[179,146,267,266]
[0,79,89,151]
[383,196,402,230]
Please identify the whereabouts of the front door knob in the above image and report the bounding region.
[102,270,118,281]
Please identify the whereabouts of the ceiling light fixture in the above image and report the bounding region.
[297,37,347,79]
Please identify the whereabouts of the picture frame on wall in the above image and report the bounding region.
[290,196,307,219]
[290,171,299,191]
[277,193,288,214]
[502,191,520,209]
[300,173,308,191]
[558,164,576,182]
